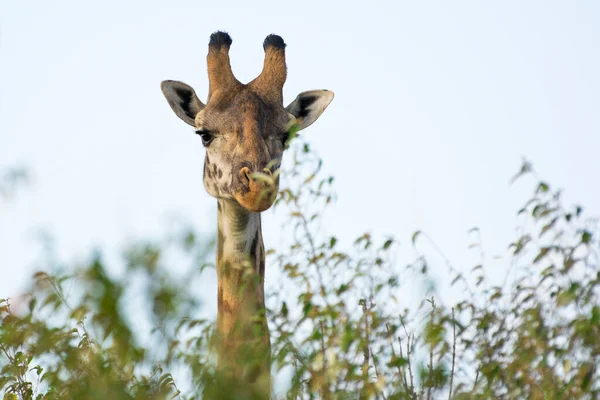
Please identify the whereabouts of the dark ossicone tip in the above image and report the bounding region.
[263,34,286,51]
[209,31,232,49]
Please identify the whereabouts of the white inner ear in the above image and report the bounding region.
[286,90,334,131]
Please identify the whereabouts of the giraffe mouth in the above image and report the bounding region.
[233,180,278,212]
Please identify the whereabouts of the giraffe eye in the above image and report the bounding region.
[196,130,213,147]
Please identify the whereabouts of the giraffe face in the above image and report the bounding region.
[196,89,293,211]
[161,32,334,213]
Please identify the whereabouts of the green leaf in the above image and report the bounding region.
[565,213,572,222]
[337,283,350,295]
[591,306,600,325]
[564,257,575,272]
[329,237,337,248]
[302,301,313,317]
[310,329,323,341]
[510,160,532,183]
[412,231,421,246]
[490,290,502,301]
[533,247,550,264]
[540,217,558,237]
[556,290,575,307]
[532,204,545,218]
[581,230,592,244]
[341,326,355,352]
[28,297,37,313]
[388,356,408,368]
[451,275,462,286]
[536,181,549,193]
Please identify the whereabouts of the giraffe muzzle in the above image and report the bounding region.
[234,167,278,212]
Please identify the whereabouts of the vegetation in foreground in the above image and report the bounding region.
[1,143,598,399]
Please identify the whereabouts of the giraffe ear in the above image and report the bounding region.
[286,90,334,131]
[160,80,205,127]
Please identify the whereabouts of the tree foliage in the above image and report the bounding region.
[1,143,598,399]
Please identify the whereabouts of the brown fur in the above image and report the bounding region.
[249,47,287,104]
[198,89,290,212]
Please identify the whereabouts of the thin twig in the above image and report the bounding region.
[319,320,331,399]
[448,308,457,400]
[359,299,372,400]
[426,300,436,400]
[427,346,434,400]
[397,336,410,394]
[371,348,387,400]
[473,367,480,392]
[401,318,415,396]
[387,323,410,394]
[362,300,371,379]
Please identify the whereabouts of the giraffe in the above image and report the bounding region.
[160,31,333,395]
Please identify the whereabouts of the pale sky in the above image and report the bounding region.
[2,1,599,324]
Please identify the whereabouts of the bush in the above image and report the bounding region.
[1,143,598,399]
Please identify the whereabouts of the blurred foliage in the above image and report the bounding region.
[0,167,28,201]
[1,142,599,399]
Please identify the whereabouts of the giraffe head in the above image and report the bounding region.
[161,32,334,212]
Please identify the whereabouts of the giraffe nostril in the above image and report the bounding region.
[239,167,252,187]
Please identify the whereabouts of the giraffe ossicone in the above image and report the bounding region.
[161,31,333,393]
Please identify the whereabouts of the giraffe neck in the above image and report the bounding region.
[215,199,270,392]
